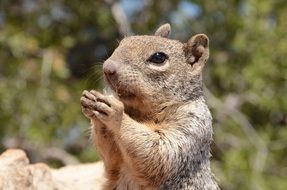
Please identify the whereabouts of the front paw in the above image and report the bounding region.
[80,90,124,128]
[81,90,97,119]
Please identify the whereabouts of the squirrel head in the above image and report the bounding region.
[103,24,209,118]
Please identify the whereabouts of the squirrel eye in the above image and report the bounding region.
[147,52,168,64]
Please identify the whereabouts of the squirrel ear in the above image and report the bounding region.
[184,34,209,70]
[154,23,171,38]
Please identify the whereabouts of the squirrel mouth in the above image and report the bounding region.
[118,91,136,99]
[104,76,136,100]
[105,75,116,90]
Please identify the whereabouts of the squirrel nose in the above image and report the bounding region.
[103,60,117,78]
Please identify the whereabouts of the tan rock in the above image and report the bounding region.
[0,149,29,167]
[0,149,54,190]
[51,162,105,190]
[29,163,55,190]
[0,149,105,190]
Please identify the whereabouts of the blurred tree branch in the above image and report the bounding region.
[104,0,133,36]
[3,137,80,166]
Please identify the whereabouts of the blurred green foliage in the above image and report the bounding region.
[0,0,286,189]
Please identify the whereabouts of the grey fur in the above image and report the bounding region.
[80,24,219,190]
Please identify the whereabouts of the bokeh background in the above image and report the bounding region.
[0,0,286,189]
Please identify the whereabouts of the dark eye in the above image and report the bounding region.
[147,52,168,64]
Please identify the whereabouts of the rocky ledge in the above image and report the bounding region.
[0,149,105,190]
